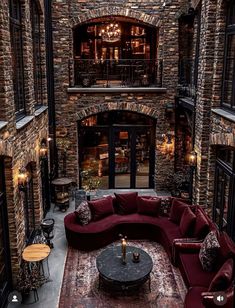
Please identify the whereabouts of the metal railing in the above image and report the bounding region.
[70,59,163,88]
[178,59,197,99]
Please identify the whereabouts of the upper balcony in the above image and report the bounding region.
[69,58,163,89]
[68,17,166,93]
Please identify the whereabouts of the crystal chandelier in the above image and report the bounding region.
[99,22,121,42]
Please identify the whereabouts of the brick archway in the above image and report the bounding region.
[71,6,160,28]
[76,102,158,121]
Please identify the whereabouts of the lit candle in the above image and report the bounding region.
[121,238,127,264]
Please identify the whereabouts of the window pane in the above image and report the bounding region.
[225,59,234,80]
[9,0,25,114]
[31,1,43,106]
[227,35,235,58]
[218,148,234,168]
[223,81,233,105]
[228,3,235,26]
[222,173,230,232]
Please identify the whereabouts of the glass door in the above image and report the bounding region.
[79,128,110,189]
[114,130,131,188]
[136,130,151,188]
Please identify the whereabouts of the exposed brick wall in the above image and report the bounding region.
[194,0,217,206]
[52,0,189,190]
[0,0,48,283]
[56,94,175,190]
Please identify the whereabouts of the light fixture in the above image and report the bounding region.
[39,142,48,159]
[165,135,173,153]
[162,133,174,155]
[18,167,28,191]
[99,22,121,42]
[188,150,197,167]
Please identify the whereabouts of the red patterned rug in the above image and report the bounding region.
[59,240,187,308]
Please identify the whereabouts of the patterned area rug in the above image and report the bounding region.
[59,240,187,308]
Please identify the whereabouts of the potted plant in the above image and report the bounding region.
[16,261,47,300]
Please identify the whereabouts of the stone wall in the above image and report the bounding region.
[0,0,48,282]
[52,0,190,190]
[56,93,175,190]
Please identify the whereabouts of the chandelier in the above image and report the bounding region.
[99,22,121,42]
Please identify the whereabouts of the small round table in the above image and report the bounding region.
[51,177,73,211]
[96,245,153,292]
[22,244,51,278]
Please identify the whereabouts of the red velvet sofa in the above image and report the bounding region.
[64,194,234,307]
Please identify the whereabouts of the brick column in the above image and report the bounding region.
[194,0,217,206]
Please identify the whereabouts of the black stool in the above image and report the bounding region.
[40,218,55,249]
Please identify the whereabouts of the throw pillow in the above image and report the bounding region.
[199,231,220,272]
[193,207,210,238]
[137,196,161,216]
[114,192,138,214]
[169,199,188,224]
[88,195,114,221]
[208,258,234,292]
[179,207,196,236]
[74,201,91,225]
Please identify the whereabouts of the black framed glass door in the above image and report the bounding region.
[213,147,235,241]
[78,122,155,189]
[0,159,12,307]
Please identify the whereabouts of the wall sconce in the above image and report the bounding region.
[18,167,28,191]
[162,133,174,155]
[39,142,48,159]
[188,150,197,167]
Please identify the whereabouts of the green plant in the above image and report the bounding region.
[81,168,101,191]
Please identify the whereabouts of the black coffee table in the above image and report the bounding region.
[96,245,153,292]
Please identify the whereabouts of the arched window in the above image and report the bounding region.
[9,0,25,118]
[222,1,235,110]
[31,0,43,108]
[73,18,160,87]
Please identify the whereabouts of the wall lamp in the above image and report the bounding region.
[188,150,197,168]
[18,167,28,191]
[39,142,48,159]
[162,133,174,155]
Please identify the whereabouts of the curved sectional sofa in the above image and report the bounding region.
[64,193,234,308]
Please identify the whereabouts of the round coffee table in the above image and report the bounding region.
[96,245,153,292]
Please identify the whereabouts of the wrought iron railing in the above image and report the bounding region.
[178,59,197,99]
[70,59,163,88]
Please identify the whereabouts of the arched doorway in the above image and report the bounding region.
[78,111,156,189]
[0,157,12,307]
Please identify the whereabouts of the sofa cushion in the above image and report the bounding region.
[74,201,91,225]
[208,258,234,292]
[169,199,188,224]
[184,287,208,308]
[88,196,114,221]
[114,192,138,214]
[137,196,161,216]
[193,207,210,238]
[179,252,217,287]
[179,207,196,236]
[199,231,220,271]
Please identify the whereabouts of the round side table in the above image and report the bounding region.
[22,243,51,279]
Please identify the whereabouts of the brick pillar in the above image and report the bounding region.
[194,0,217,206]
